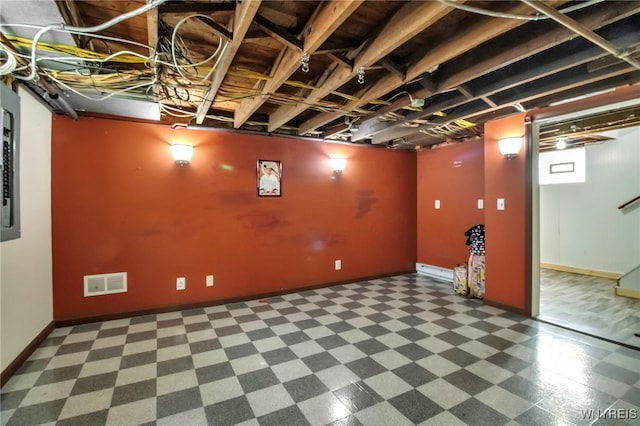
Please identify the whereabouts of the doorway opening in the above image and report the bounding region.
[530,95,640,349]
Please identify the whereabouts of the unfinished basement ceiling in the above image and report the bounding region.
[538,101,640,151]
[1,0,639,148]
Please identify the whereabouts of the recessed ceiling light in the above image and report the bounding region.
[556,137,567,150]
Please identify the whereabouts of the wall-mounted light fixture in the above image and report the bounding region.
[171,144,193,165]
[330,158,347,174]
[498,137,522,159]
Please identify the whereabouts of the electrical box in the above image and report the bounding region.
[1,84,20,242]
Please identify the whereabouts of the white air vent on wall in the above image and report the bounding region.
[84,272,127,297]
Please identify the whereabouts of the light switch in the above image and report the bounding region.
[477,199,484,209]
[497,198,505,210]
[435,200,440,209]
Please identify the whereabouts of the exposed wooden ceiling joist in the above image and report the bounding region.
[55,0,94,50]
[159,2,236,14]
[299,1,567,136]
[147,3,158,55]
[195,0,262,124]
[233,0,363,128]
[348,1,637,142]
[438,1,640,91]
[267,0,455,133]
[9,0,640,148]
[195,16,232,41]
[253,14,302,52]
[523,0,640,70]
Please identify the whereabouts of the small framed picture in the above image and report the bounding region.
[257,160,282,197]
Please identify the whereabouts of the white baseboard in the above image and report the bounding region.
[416,263,453,282]
[540,263,621,279]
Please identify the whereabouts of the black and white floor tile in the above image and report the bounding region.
[539,268,640,349]
[2,274,639,425]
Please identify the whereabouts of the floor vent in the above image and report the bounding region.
[84,272,127,297]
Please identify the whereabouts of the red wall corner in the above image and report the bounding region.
[483,113,529,312]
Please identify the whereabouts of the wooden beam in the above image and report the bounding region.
[297,1,566,136]
[373,67,640,145]
[147,4,158,56]
[268,1,454,133]
[431,66,639,127]
[523,0,640,70]
[160,2,236,14]
[325,52,353,69]
[314,46,354,55]
[258,4,298,29]
[425,22,638,120]
[195,0,262,124]
[354,30,631,141]
[379,58,406,81]
[55,0,93,50]
[407,2,566,83]
[456,84,474,100]
[322,122,351,140]
[529,83,640,122]
[254,14,302,51]
[233,0,362,128]
[439,1,640,91]
[481,96,498,108]
[588,47,640,72]
[299,73,405,135]
[196,16,232,42]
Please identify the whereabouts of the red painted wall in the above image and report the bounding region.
[484,113,528,312]
[51,117,417,321]
[416,140,485,268]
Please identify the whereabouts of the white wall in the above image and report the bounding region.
[540,126,640,274]
[1,86,53,373]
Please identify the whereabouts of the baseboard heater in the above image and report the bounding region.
[416,263,453,282]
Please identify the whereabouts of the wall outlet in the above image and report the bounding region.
[478,199,484,209]
[206,275,214,287]
[176,277,186,290]
[335,260,342,270]
[497,198,505,210]
[435,199,440,209]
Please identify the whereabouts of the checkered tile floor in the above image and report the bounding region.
[2,274,639,425]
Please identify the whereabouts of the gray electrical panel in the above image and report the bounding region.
[1,84,20,241]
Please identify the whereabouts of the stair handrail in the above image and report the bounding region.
[618,195,640,210]
[618,264,640,281]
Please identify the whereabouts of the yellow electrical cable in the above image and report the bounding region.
[14,37,387,118]
[455,118,476,128]
[5,35,145,64]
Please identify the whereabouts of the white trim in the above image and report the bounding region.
[416,263,454,282]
